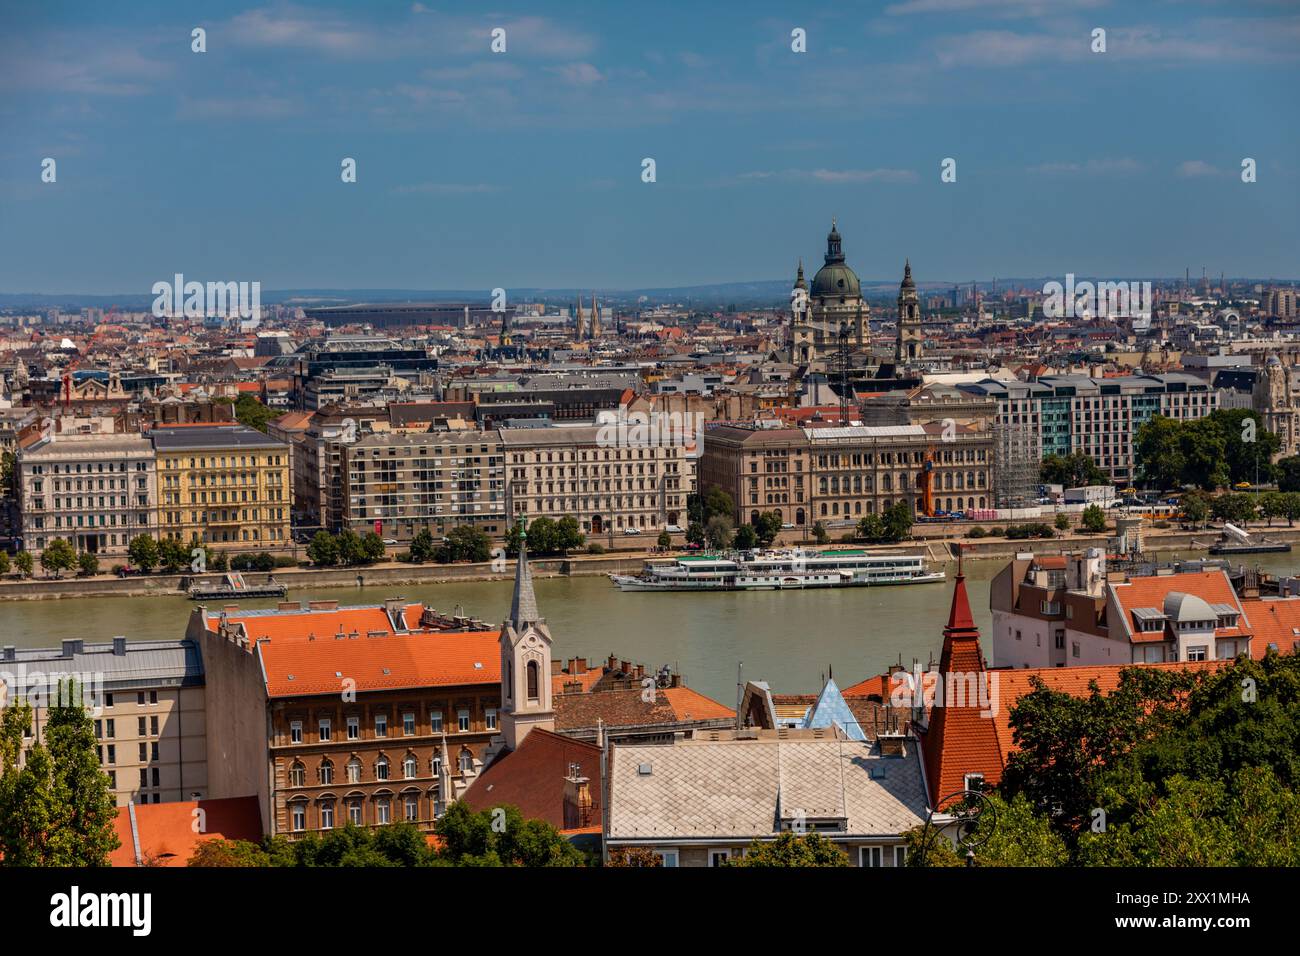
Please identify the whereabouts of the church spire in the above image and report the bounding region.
[825,219,844,265]
[509,517,540,626]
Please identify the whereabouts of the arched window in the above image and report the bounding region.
[526,660,540,701]
[319,759,333,785]
[404,753,418,780]
[458,747,474,773]
[375,755,389,781]
[346,757,362,784]
[288,761,305,788]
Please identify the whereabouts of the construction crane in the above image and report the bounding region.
[919,445,937,518]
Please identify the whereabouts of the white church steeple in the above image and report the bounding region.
[499,518,555,750]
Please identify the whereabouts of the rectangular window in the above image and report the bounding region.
[347,716,359,740]
[320,803,334,830]
[657,850,679,868]
[458,709,470,732]
[376,800,390,825]
[290,720,302,744]
[403,712,415,736]
[291,804,305,832]
[861,847,883,868]
[374,714,387,738]
[405,795,419,822]
[318,718,331,742]
[485,709,497,731]
[431,711,443,733]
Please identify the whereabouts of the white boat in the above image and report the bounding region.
[609,549,945,592]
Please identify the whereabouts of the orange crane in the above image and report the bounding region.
[919,445,937,518]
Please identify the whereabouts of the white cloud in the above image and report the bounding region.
[1028,158,1142,175]
[887,0,1107,17]
[1176,160,1221,177]
[550,62,605,86]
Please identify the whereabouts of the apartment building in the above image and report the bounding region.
[699,421,992,528]
[152,424,291,549]
[0,638,206,807]
[501,425,690,534]
[17,430,157,557]
[989,551,1255,669]
[189,600,501,836]
[343,430,506,542]
[959,373,1220,484]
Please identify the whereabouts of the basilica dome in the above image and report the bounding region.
[810,220,861,300]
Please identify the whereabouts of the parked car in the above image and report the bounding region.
[622,527,640,535]
[382,538,398,546]
[664,525,684,533]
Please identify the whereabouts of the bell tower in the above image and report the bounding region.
[499,519,555,750]
[896,259,923,365]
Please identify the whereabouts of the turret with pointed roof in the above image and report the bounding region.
[920,556,1004,807]
[499,518,555,750]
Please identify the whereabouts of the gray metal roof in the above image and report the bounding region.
[0,640,204,696]
[151,425,288,451]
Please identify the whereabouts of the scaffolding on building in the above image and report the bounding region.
[992,420,1038,509]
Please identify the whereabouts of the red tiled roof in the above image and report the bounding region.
[1108,570,1250,645]
[460,729,602,830]
[921,574,1004,805]
[661,686,735,721]
[109,796,263,867]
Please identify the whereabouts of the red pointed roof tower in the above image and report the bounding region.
[921,553,1005,807]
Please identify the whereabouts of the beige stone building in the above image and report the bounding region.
[700,421,994,529]
[0,638,207,807]
[17,428,158,557]
[501,425,690,535]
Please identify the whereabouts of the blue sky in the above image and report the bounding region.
[1,0,1297,294]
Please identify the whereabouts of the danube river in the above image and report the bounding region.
[4,551,1298,706]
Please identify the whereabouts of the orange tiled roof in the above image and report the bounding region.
[661,685,735,721]
[1240,596,1300,658]
[1108,570,1249,645]
[461,728,602,830]
[109,796,263,866]
[207,605,501,697]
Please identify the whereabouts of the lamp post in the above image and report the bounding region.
[916,788,997,868]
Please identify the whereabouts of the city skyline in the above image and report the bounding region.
[1,1,1298,294]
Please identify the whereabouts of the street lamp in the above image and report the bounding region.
[916,788,998,867]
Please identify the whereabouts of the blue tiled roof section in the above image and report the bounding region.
[802,678,866,741]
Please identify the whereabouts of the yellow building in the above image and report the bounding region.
[152,424,291,549]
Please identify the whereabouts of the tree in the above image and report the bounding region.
[335,529,364,566]
[1284,492,1300,527]
[409,528,436,563]
[704,514,734,550]
[755,511,783,547]
[189,838,273,867]
[77,551,99,577]
[1040,451,1106,488]
[881,502,914,542]
[0,702,58,866]
[727,832,850,867]
[606,846,663,867]
[158,536,190,573]
[431,802,585,867]
[702,486,735,521]
[1211,492,1255,526]
[685,521,705,547]
[857,513,884,541]
[1080,504,1108,534]
[234,393,276,433]
[1179,489,1211,527]
[812,521,829,545]
[1134,415,1186,490]
[554,516,585,555]
[360,531,387,564]
[0,684,120,866]
[1260,491,1287,527]
[1277,455,1300,493]
[1216,408,1279,486]
[439,526,492,563]
[43,680,120,865]
[734,524,758,550]
[656,529,672,550]
[903,793,1068,867]
[0,551,10,576]
[14,550,33,579]
[40,537,76,578]
[1053,513,1070,534]
[306,531,339,566]
[127,534,159,572]
[523,517,557,555]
